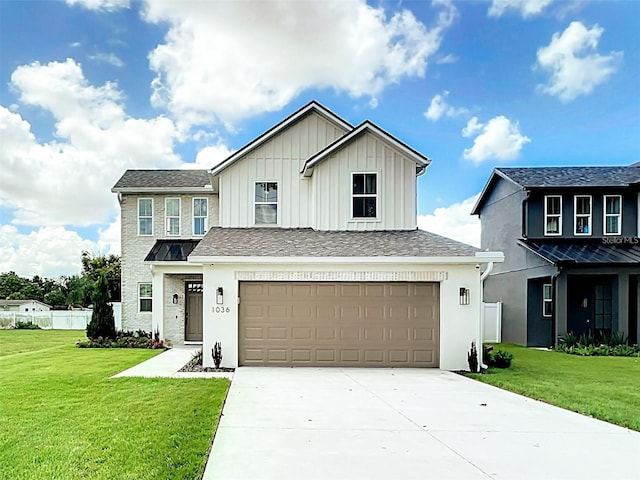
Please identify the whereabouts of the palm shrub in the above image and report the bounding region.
[86,273,116,340]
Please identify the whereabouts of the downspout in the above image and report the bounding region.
[521,190,531,239]
[550,264,563,348]
[479,261,495,369]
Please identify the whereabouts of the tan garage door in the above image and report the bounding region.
[239,282,439,367]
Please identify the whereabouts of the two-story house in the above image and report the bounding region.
[472,165,640,347]
[112,101,503,370]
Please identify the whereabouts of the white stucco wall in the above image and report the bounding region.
[198,261,483,371]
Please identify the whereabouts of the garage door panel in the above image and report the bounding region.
[239,282,439,367]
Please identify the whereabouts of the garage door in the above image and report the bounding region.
[239,282,439,367]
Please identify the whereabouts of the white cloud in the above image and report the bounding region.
[417,195,480,247]
[0,225,98,278]
[88,52,124,67]
[1,59,181,227]
[424,91,467,121]
[191,144,234,170]
[66,0,129,11]
[143,0,458,128]
[435,54,458,64]
[97,214,121,256]
[488,0,554,18]
[462,115,530,163]
[536,21,622,102]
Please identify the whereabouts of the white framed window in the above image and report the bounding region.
[352,173,377,218]
[193,198,208,236]
[138,283,152,313]
[138,198,153,236]
[544,195,562,236]
[603,195,622,235]
[254,182,278,225]
[165,198,181,236]
[574,195,592,235]
[543,284,553,317]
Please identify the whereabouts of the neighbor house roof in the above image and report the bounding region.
[111,170,212,193]
[0,299,51,307]
[472,163,640,215]
[210,101,353,177]
[301,121,430,177]
[188,228,478,260]
[518,239,640,265]
[144,240,201,262]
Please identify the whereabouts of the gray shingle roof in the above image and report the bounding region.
[112,170,211,190]
[189,228,478,258]
[496,164,640,188]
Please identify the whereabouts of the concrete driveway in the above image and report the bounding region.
[204,368,639,480]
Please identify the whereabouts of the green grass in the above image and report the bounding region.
[469,344,640,431]
[0,330,230,480]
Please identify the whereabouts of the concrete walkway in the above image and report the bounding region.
[204,367,640,480]
[112,347,232,379]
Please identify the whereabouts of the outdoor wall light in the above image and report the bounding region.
[459,287,470,306]
[172,293,179,305]
[216,287,224,305]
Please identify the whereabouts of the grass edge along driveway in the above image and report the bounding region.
[469,344,640,432]
[0,330,230,480]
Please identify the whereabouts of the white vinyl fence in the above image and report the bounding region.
[483,301,502,343]
[0,303,122,330]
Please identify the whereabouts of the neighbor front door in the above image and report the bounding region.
[185,281,203,342]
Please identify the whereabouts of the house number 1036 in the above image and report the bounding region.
[212,306,231,314]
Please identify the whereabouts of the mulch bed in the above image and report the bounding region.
[179,362,235,373]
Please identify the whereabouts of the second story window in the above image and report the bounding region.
[254,182,278,225]
[165,198,180,236]
[574,195,592,235]
[352,173,377,218]
[544,195,562,236]
[193,198,208,236]
[138,198,153,236]
[604,195,622,235]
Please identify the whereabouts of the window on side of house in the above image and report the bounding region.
[193,198,208,236]
[139,283,152,313]
[138,198,153,236]
[254,182,278,225]
[543,283,553,317]
[352,173,377,218]
[165,198,181,236]
[574,195,592,235]
[604,195,622,235]
[544,195,562,236]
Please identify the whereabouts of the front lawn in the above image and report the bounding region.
[469,344,640,431]
[0,330,230,479]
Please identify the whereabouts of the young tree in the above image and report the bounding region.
[86,273,116,340]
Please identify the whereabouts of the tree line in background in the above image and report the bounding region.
[0,252,121,308]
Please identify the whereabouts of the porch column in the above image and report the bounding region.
[554,273,568,341]
[151,268,164,339]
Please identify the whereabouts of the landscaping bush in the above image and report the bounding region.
[77,329,164,349]
[487,349,514,368]
[86,273,116,340]
[14,321,41,330]
[556,331,640,357]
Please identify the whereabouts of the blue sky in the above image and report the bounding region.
[1,0,638,278]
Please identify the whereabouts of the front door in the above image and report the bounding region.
[185,281,203,342]
[567,276,613,337]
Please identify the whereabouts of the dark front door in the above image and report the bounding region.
[185,282,203,342]
[567,276,613,337]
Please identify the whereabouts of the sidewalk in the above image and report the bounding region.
[111,347,233,379]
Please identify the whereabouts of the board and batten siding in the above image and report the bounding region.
[218,112,348,228]
[313,132,417,231]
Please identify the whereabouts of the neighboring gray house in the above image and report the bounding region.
[472,164,640,347]
[112,101,503,370]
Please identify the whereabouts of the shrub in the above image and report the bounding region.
[486,349,514,368]
[86,274,116,340]
[468,341,479,373]
[15,321,41,330]
[77,330,164,349]
[556,332,640,357]
[212,342,222,368]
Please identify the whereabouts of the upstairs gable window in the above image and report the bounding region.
[193,198,208,236]
[165,198,180,236]
[604,195,622,235]
[574,195,592,235]
[255,182,278,225]
[138,198,153,236]
[544,195,562,236]
[352,173,377,218]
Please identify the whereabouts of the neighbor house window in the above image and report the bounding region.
[193,198,208,236]
[165,198,180,236]
[543,284,553,317]
[574,195,592,235]
[604,195,622,235]
[139,283,152,313]
[544,195,562,236]
[352,173,377,218]
[138,198,153,236]
[254,182,278,225]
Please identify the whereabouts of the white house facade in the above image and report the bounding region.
[112,101,503,370]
